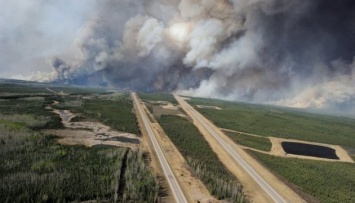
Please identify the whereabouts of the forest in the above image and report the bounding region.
[0,83,160,202]
[188,97,355,148]
[250,150,355,203]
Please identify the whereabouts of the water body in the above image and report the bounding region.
[281,142,339,160]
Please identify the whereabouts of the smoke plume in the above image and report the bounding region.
[2,0,355,112]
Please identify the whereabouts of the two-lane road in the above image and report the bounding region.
[175,95,288,203]
[132,93,187,203]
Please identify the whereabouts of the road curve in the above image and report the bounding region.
[132,93,188,203]
[175,95,287,203]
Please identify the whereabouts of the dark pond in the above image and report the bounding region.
[281,142,339,160]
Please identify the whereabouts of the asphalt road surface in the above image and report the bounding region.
[175,95,287,203]
[132,93,187,203]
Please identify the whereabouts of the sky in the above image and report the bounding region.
[1,0,354,114]
[0,0,96,79]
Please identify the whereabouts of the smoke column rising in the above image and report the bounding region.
[2,0,355,112]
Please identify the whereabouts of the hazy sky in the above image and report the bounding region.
[0,0,96,79]
[1,0,354,113]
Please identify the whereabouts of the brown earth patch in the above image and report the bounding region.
[196,105,222,110]
[44,109,140,149]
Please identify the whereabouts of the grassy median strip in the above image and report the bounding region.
[249,150,355,203]
[159,115,248,203]
[224,131,272,151]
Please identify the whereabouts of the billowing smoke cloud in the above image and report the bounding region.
[2,0,355,112]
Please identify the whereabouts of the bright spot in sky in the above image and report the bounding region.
[168,22,191,43]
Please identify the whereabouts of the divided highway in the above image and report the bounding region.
[132,93,187,203]
[175,95,287,203]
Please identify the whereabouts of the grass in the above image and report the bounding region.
[159,115,248,202]
[249,150,355,203]
[188,97,355,148]
[224,131,272,151]
[138,92,178,105]
[0,97,63,129]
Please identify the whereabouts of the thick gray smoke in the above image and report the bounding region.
[2,0,355,112]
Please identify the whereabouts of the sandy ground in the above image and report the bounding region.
[176,96,305,203]
[149,101,179,110]
[161,102,179,110]
[137,97,216,203]
[222,128,354,163]
[196,105,222,110]
[44,109,140,149]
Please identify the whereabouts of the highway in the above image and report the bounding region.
[131,93,188,203]
[175,95,287,203]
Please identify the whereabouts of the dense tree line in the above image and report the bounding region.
[0,125,126,202]
[0,122,160,202]
[122,150,160,202]
[250,150,355,203]
[159,115,248,203]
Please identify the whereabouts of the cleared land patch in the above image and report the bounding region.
[45,109,140,149]
[196,105,222,110]
[138,93,186,120]
[269,137,354,162]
